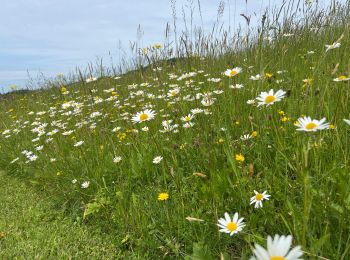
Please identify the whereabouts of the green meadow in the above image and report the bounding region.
[1,1,350,259]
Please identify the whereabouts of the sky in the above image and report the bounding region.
[0,0,336,92]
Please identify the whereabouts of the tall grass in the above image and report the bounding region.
[1,0,350,258]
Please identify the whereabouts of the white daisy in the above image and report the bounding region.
[325,42,341,52]
[167,88,180,97]
[295,117,329,132]
[113,156,122,163]
[250,74,262,81]
[250,190,271,208]
[333,75,350,82]
[229,84,244,89]
[181,114,194,122]
[223,67,242,77]
[86,76,97,83]
[256,89,286,106]
[201,98,215,107]
[131,109,156,124]
[74,140,84,147]
[250,234,303,260]
[152,156,163,164]
[344,119,350,125]
[217,212,245,236]
[81,181,90,188]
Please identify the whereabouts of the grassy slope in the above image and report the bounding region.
[0,171,116,259]
[1,3,350,259]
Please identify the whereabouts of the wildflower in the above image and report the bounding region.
[265,73,273,78]
[250,74,262,81]
[235,153,245,163]
[113,156,122,163]
[325,42,341,52]
[217,212,245,236]
[344,119,350,125]
[250,190,271,208]
[72,179,77,184]
[224,67,242,77]
[295,116,329,132]
[131,109,156,123]
[167,88,180,97]
[247,99,256,105]
[153,156,163,164]
[201,98,215,106]
[256,89,286,106]
[86,76,97,83]
[74,141,84,147]
[333,75,350,82]
[250,234,303,260]
[240,134,253,141]
[251,131,258,137]
[229,84,244,89]
[158,192,169,201]
[81,181,90,188]
[181,114,194,122]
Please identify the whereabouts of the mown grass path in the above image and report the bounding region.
[0,171,116,259]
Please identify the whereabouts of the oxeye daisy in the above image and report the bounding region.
[333,75,350,82]
[224,67,242,77]
[295,116,329,132]
[250,234,303,260]
[250,190,270,208]
[152,156,163,164]
[181,114,194,122]
[131,109,156,123]
[217,212,245,236]
[256,89,286,106]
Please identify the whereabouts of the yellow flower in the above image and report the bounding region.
[251,131,258,137]
[265,73,273,78]
[278,110,285,116]
[158,192,169,201]
[235,153,245,163]
[56,171,62,176]
[329,124,336,129]
[153,44,162,49]
[60,87,67,93]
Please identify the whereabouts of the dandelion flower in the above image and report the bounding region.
[217,212,245,236]
[224,67,242,77]
[235,153,245,162]
[158,192,169,201]
[256,89,286,106]
[250,190,271,208]
[250,234,303,260]
[131,109,156,123]
[153,156,163,164]
[295,116,329,132]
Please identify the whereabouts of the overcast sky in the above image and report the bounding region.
[0,0,336,92]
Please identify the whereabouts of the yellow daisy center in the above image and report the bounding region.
[270,257,285,260]
[338,75,347,80]
[171,91,177,96]
[230,70,238,76]
[139,113,149,121]
[265,95,276,103]
[255,193,264,201]
[305,122,317,130]
[185,116,191,121]
[227,222,237,232]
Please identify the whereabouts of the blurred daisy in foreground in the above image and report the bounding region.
[256,89,286,106]
[131,109,156,123]
[250,190,270,208]
[217,212,245,236]
[295,117,329,132]
[344,119,350,125]
[250,234,303,260]
[224,67,242,77]
[81,181,90,189]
